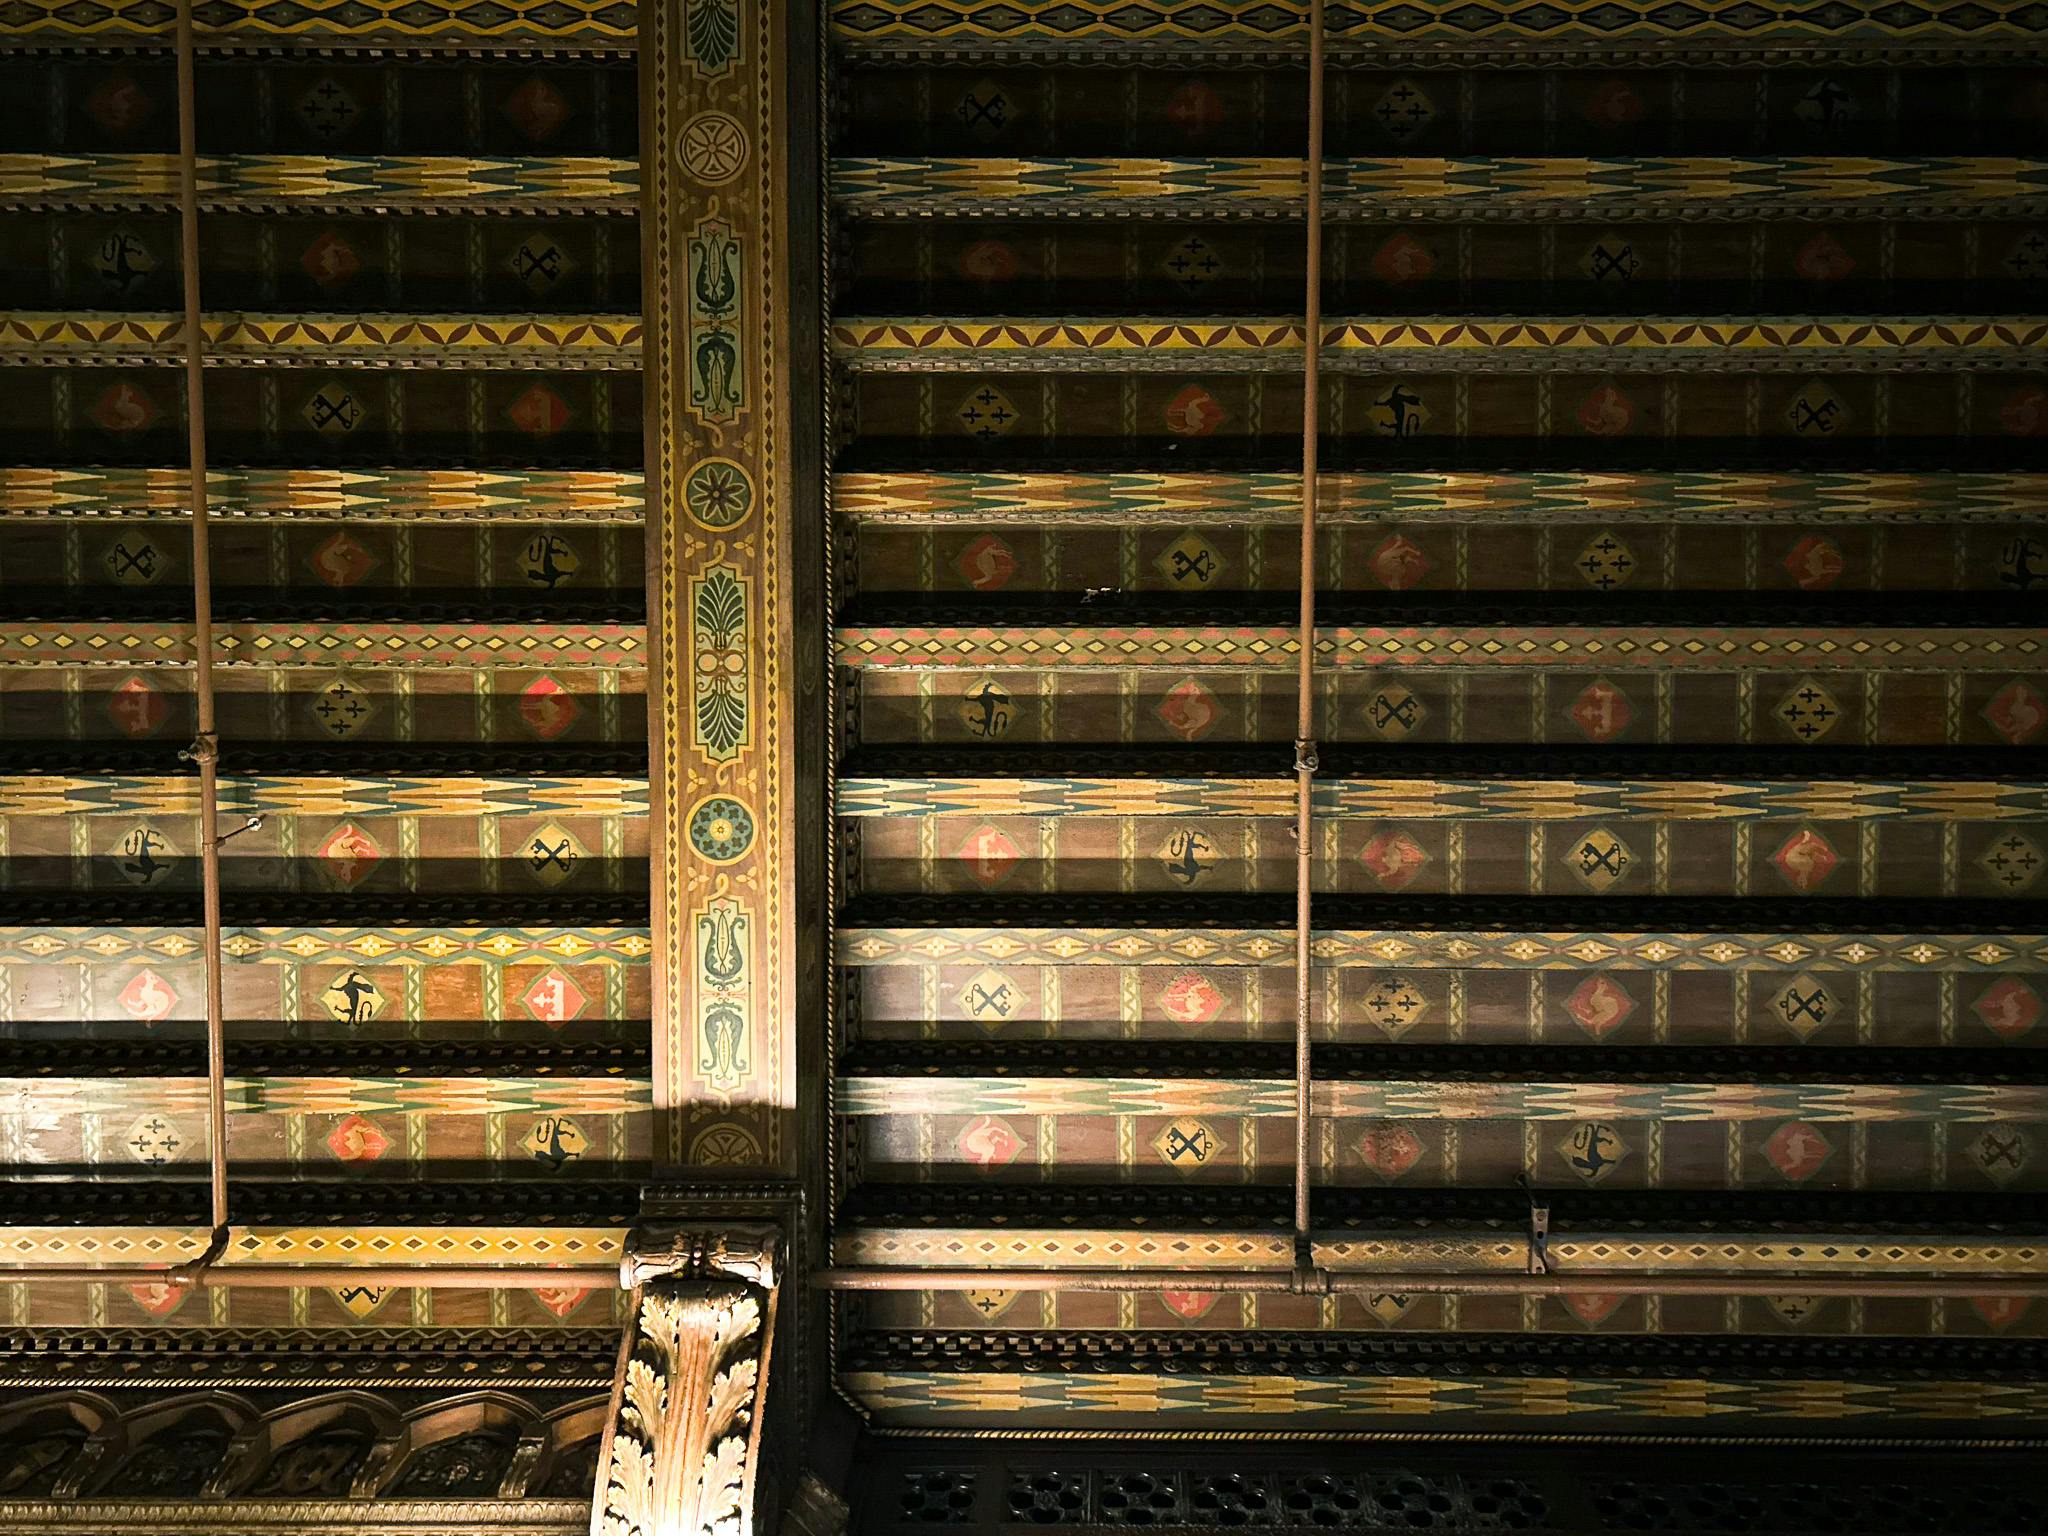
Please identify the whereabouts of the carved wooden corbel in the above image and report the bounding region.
[591,1227,780,1536]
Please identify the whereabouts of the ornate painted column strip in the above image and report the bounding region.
[642,0,795,1171]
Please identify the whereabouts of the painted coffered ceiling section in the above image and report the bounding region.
[0,2,644,1526]
[816,0,2048,1468]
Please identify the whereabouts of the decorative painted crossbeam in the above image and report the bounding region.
[0,154,638,210]
[0,621,643,666]
[834,1226,2048,1277]
[0,468,647,521]
[830,316,2048,372]
[835,927,2048,972]
[836,1075,2048,1121]
[0,775,648,818]
[835,777,2048,822]
[0,0,638,42]
[0,924,652,965]
[836,625,2043,672]
[832,157,2048,217]
[842,1370,2048,1424]
[0,1222,629,1269]
[828,0,2046,53]
[834,471,2048,527]
[0,1074,651,1115]
[0,313,642,368]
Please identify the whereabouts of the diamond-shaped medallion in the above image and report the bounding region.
[320,969,384,1025]
[1983,679,2047,745]
[1559,1121,1628,1184]
[1162,234,1225,291]
[957,824,1021,888]
[1159,826,1218,888]
[1981,832,2046,892]
[958,1114,1023,1168]
[1371,232,1434,285]
[1581,235,1641,283]
[1972,1125,2030,1185]
[1160,969,1225,1027]
[524,822,587,887]
[1972,977,2042,1040]
[1784,533,1846,590]
[955,78,1014,141]
[510,232,576,294]
[1153,1117,1220,1169]
[955,532,1017,590]
[331,1284,392,1320]
[303,381,365,435]
[1359,1123,1423,1181]
[1770,828,1840,892]
[1568,679,1633,742]
[295,77,361,139]
[959,677,1014,739]
[301,230,361,290]
[1361,973,1428,1037]
[1768,973,1837,1039]
[1364,681,1425,739]
[502,76,573,141]
[507,384,572,438]
[1361,1292,1414,1325]
[1160,1289,1220,1320]
[1575,531,1636,590]
[1156,529,1225,588]
[1371,79,1436,140]
[1567,828,1634,892]
[958,968,1019,1028]
[523,1115,588,1170]
[518,676,580,740]
[309,531,377,589]
[1157,678,1219,742]
[1763,1121,1834,1182]
[312,674,378,739]
[117,968,177,1025]
[524,968,589,1027]
[113,825,176,888]
[325,1113,391,1163]
[92,381,159,434]
[964,1289,1018,1319]
[1360,828,1429,891]
[1164,383,1226,437]
[1565,975,1635,1039]
[1787,381,1849,438]
[1774,678,1844,742]
[317,822,383,888]
[124,1114,185,1167]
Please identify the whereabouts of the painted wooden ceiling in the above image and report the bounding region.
[818,0,2048,1440]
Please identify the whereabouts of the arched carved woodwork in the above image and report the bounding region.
[0,1392,119,1500]
[382,1391,539,1499]
[593,1227,780,1536]
[209,1391,402,1500]
[86,1393,253,1499]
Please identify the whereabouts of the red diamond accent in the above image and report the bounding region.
[92,381,159,434]
[127,1281,187,1318]
[1972,977,2041,1040]
[1165,81,1223,140]
[107,676,169,737]
[117,969,177,1025]
[311,531,376,589]
[1369,534,1430,591]
[325,1113,391,1163]
[1581,78,1646,126]
[507,384,571,438]
[1568,680,1633,743]
[318,822,383,887]
[958,239,1019,282]
[1577,384,1634,436]
[957,824,1022,887]
[1359,1123,1424,1180]
[957,1114,1022,1168]
[518,675,581,739]
[1770,828,1840,892]
[1764,1121,1833,1182]
[502,76,572,141]
[1563,1293,1626,1325]
[1157,679,1219,742]
[1984,680,2046,745]
[956,533,1017,591]
[1164,384,1225,438]
[534,1286,591,1318]
[1360,829,1428,891]
[85,72,153,135]
[300,231,362,290]
[1999,385,2048,436]
[523,968,589,1027]
[1972,1296,2033,1330]
[1565,976,1636,1039]
[1160,970,1224,1026]
[1160,1289,1220,1319]
[1371,232,1435,285]
[1794,231,1857,281]
[1784,534,1845,591]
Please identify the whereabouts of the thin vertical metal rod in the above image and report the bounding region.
[1291,0,1327,1272]
[175,0,231,1239]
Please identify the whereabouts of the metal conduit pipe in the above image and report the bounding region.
[810,1268,2048,1301]
[1290,0,1327,1287]
[174,0,233,1248]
